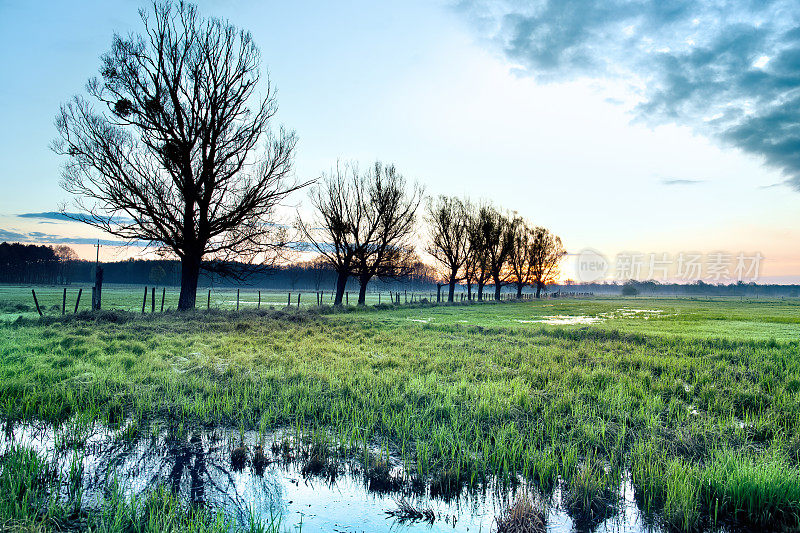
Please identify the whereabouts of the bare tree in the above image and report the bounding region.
[508,220,535,299]
[297,164,361,305]
[350,163,422,305]
[475,205,517,300]
[53,2,305,310]
[425,196,470,302]
[299,162,421,306]
[466,208,492,301]
[529,227,566,298]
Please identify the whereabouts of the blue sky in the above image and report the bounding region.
[1,0,799,281]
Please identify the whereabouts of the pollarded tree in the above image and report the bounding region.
[475,205,517,300]
[466,206,491,301]
[425,196,470,302]
[297,163,361,306]
[350,163,423,305]
[298,162,422,306]
[508,220,535,298]
[530,226,566,298]
[53,2,304,310]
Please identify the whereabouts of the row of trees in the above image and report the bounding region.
[295,164,565,305]
[426,197,565,303]
[52,1,565,309]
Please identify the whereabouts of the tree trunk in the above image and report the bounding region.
[495,283,502,301]
[334,270,348,305]
[448,278,456,302]
[516,283,523,299]
[357,275,369,305]
[467,281,472,301]
[477,282,484,301]
[178,254,201,310]
[536,282,543,298]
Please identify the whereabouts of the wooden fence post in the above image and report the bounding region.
[142,286,148,314]
[237,289,240,311]
[161,288,165,312]
[297,293,301,308]
[31,289,42,317]
[62,288,66,316]
[207,289,211,310]
[151,287,156,313]
[74,288,82,314]
[258,291,261,309]
[346,292,349,305]
[288,292,291,307]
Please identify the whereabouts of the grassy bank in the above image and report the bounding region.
[1,298,799,530]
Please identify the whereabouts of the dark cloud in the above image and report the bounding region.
[661,178,705,186]
[459,0,800,189]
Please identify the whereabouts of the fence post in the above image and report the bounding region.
[151,287,156,313]
[62,288,66,316]
[142,286,148,314]
[237,289,240,311]
[297,293,301,308]
[161,288,165,312]
[404,290,407,304]
[31,289,42,317]
[346,292,349,305]
[207,289,211,310]
[258,291,261,309]
[288,292,291,307]
[74,288,82,314]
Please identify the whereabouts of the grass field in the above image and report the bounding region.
[0,284,448,320]
[1,292,800,531]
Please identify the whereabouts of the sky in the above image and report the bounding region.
[0,0,798,282]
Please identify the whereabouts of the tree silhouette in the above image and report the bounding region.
[426,196,470,302]
[529,227,566,298]
[53,1,304,309]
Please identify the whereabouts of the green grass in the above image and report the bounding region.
[1,295,800,530]
[0,283,443,320]
[0,445,284,532]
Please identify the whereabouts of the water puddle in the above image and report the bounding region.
[1,420,665,532]
[515,315,605,325]
[406,317,434,324]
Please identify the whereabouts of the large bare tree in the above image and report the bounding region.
[530,227,566,298]
[425,196,470,302]
[53,2,304,310]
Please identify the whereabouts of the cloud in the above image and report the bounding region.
[0,227,146,248]
[661,178,704,186]
[17,211,134,224]
[458,0,800,189]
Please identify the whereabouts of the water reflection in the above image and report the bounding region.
[0,419,670,532]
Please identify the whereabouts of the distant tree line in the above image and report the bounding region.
[576,279,800,298]
[0,243,77,284]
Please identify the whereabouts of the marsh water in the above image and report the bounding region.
[1,420,667,532]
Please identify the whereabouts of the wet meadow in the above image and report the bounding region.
[1,295,799,531]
